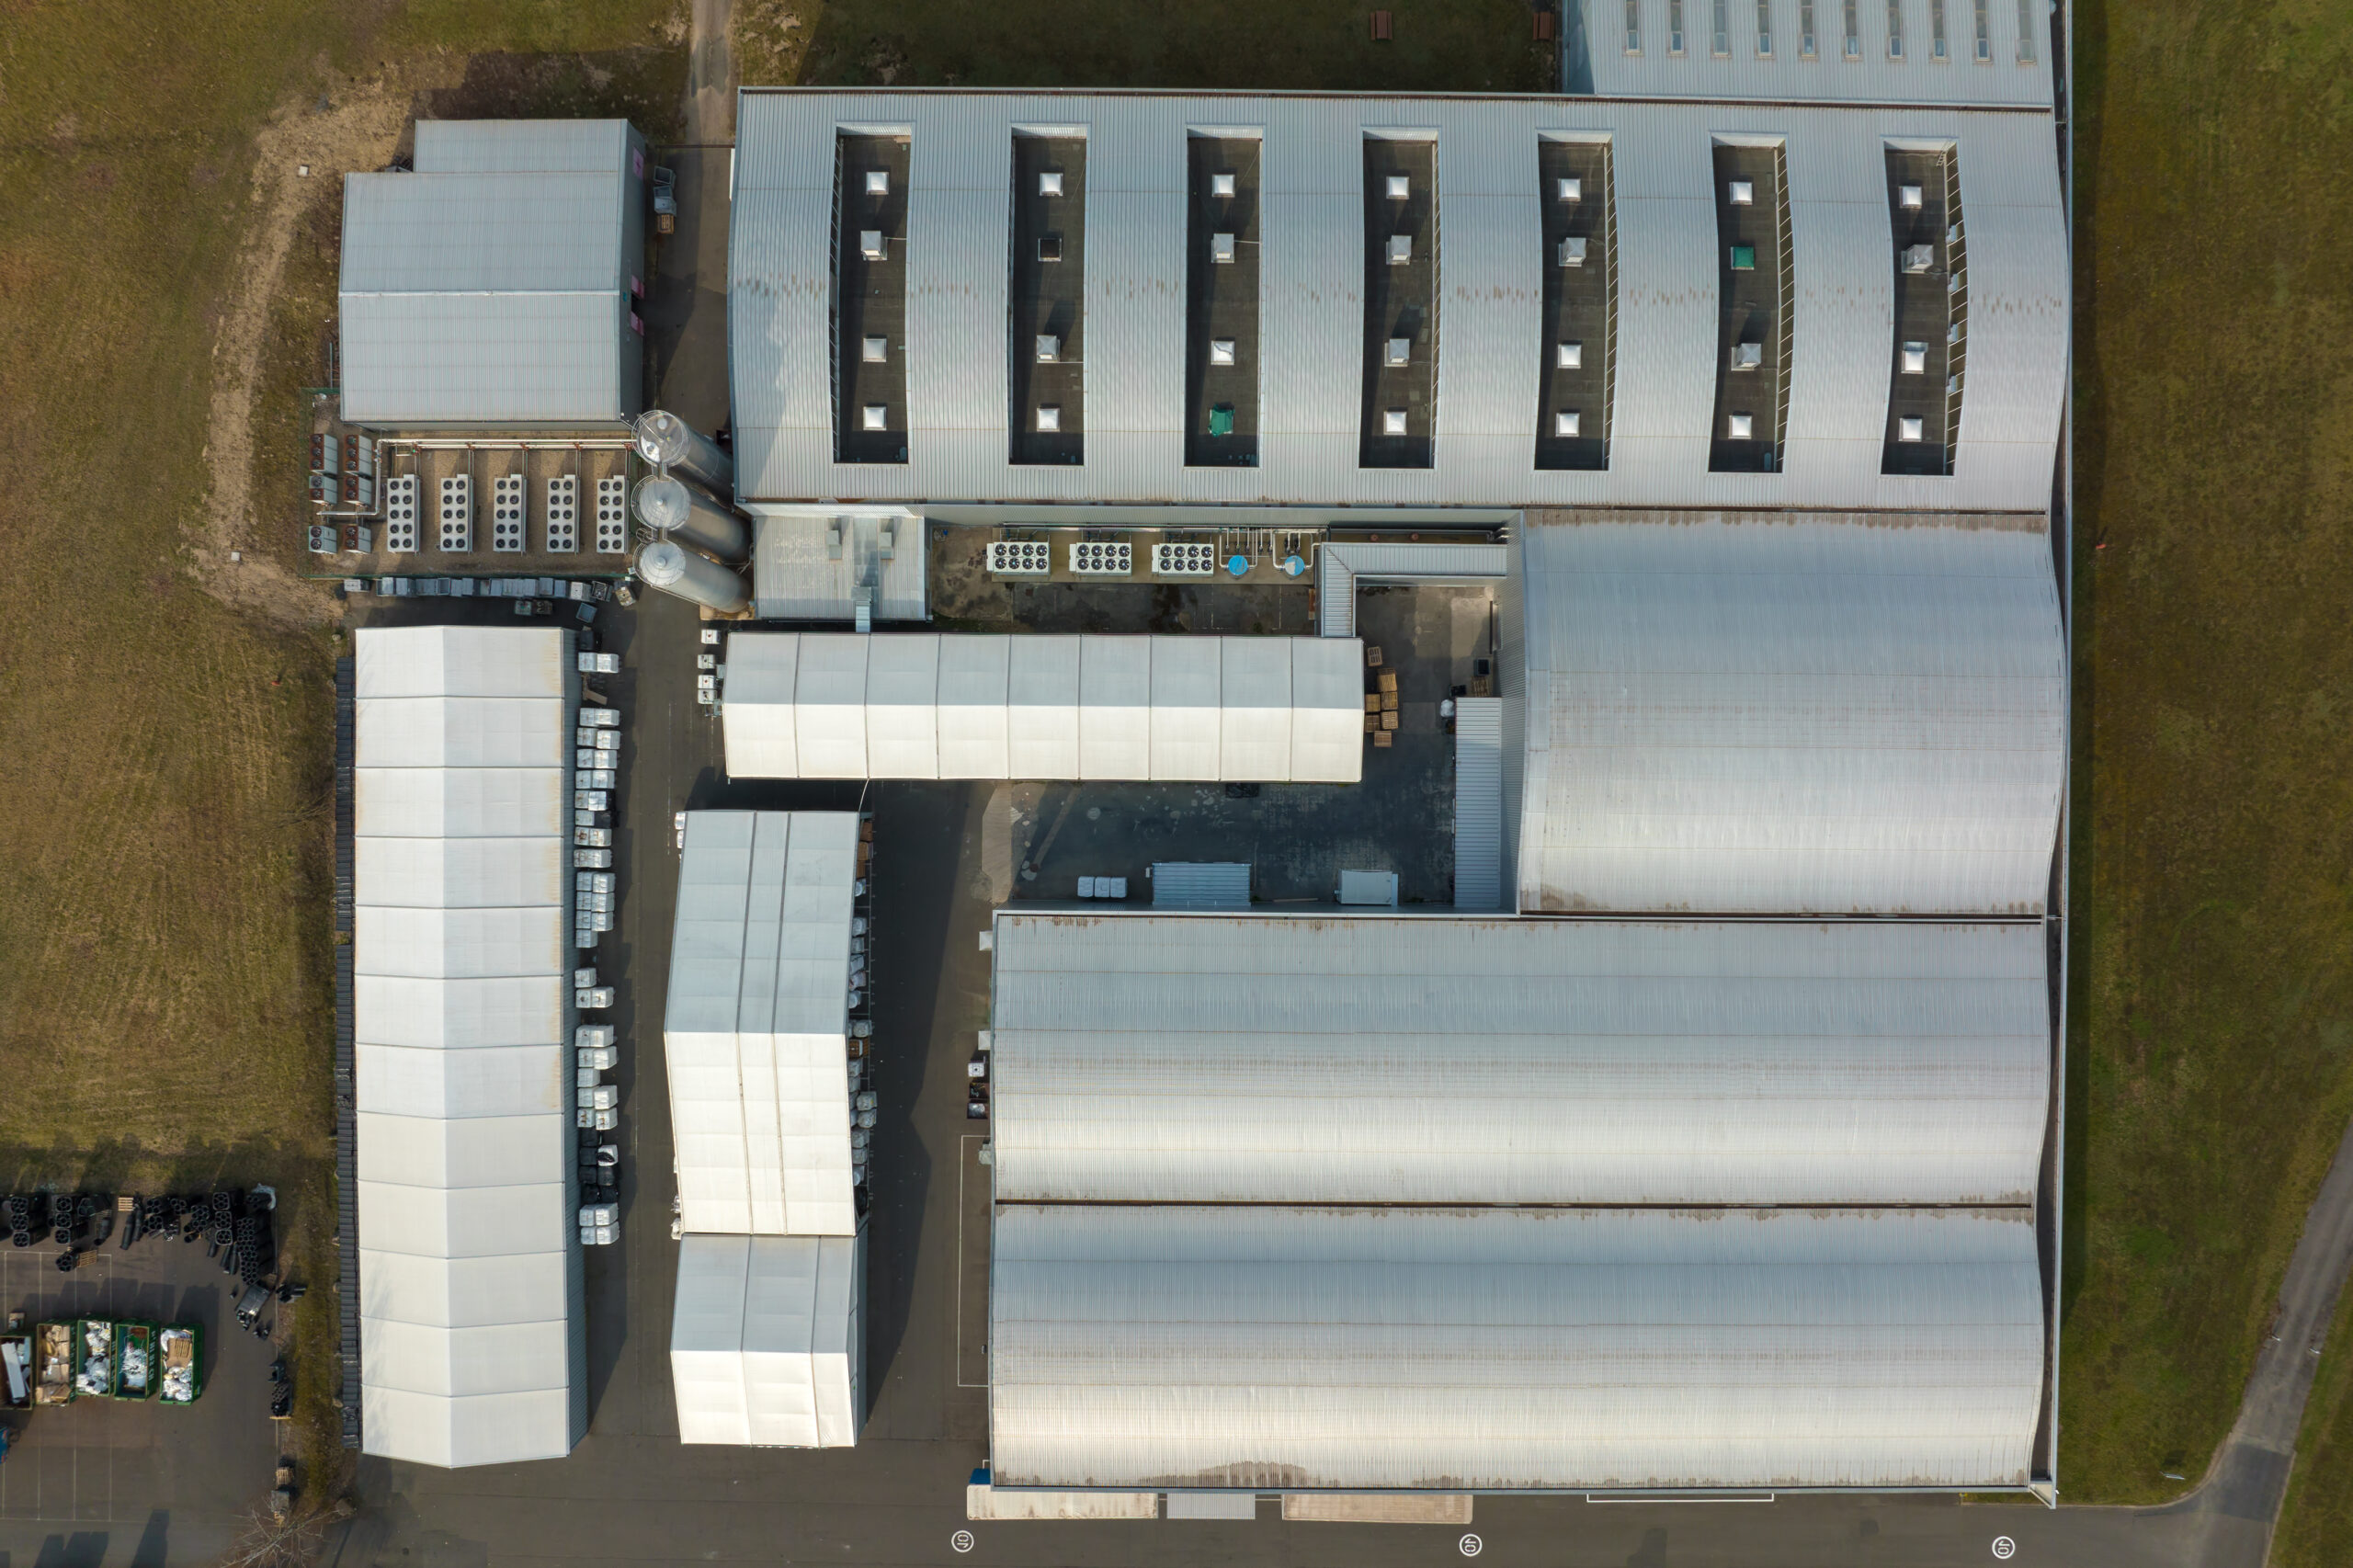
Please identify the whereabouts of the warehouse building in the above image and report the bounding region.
[350,625,585,1468]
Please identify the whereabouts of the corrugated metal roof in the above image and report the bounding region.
[731,93,2062,510]
[1514,510,2065,915]
[342,173,624,293]
[988,914,2047,1206]
[989,1204,2043,1491]
[750,509,929,622]
[1451,698,1505,909]
[1318,541,1508,637]
[352,627,581,1469]
[1582,0,2054,108]
[1147,863,1252,910]
[414,119,636,175]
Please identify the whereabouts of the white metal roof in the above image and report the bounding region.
[988,914,2048,1206]
[670,1233,865,1448]
[352,626,581,1469]
[1578,0,2055,108]
[1513,511,2066,915]
[721,633,1364,782]
[731,92,2063,511]
[750,508,930,622]
[989,1204,2044,1491]
[664,812,859,1237]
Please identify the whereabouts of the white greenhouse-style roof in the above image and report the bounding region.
[1511,511,2067,915]
[731,93,2063,511]
[988,914,2050,1207]
[670,1233,865,1448]
[352,625,582,1469]
[664,812,859,1237]
[989,1204,2045,1492]
[722,633,1364,783]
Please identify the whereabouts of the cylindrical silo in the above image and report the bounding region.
[637,539,749,614]
[631,474,749,563]
[633,409,733,496]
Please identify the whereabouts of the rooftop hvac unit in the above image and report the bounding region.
[1556,176,1582,203]
[1210,171,1237,199]
[1070,540,1132,577]
[1726,412,1755,440]
[602,472,640,552]
[492,473,526,552]
[437,474,471,552]
[1381,408,1409,436]
[345,433,376,475]
[544,474,578,553]
[1383,337,1411,367]
[861,404,889,431]
[1901,342,1929,375]
[859,230,886,260]
[1035,335,1060,363]
[986,540,1051,576]
[340,522,374,554]
[1386,233,1413,266]
[1554,409,1582,437]
[1211,232,1236,264]
[1153,540,1217,577]
[1899,183,1924,210]
[1897,415,1926,442]
[1209,338,1236,367]
[308,472,333,506]
[1037,234,1063,262]
[306,524,336,554]
[1903,243,1937,273]
[1039,170,1063,197]
[1557,340,1584,369]
[861,335,888,363]
[865,168,889,196]
[1732,340,1763,371]
[1728,178,1754,206]
[309,432,339,476]
[1385,174,1411,200]
[1035,404,1061,432]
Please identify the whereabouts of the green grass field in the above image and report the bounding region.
[2063,0,2353,1509]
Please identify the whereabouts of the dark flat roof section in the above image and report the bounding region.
[1882,145,1964,477]
[834,132,910,465]
[1535,139,1614,472]
[1359,135,1437,471]
[1707,141,1790,475]
[1186,135,1261,469]
[1010,132,1086,466]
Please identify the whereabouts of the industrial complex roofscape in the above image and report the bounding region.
[317,17,2070,1521]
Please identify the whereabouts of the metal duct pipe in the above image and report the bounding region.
[633,409,733,496]
[636,540,749,614]
[631,474,749,563]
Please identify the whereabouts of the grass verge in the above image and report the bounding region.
[2061,0,2353,1505]
[2278,1273,2353,1564]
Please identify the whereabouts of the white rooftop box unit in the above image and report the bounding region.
[1039,170,1063,197]
[1901,342,1928,374]
[1558,236,1587,267]
[1386,233,1413,266]
[1728,178,1754,205]
[1209,338,1236,367]
[1384,174,1410,200]
[859,230,885,260]
[1152,541,1217,577]
[1556,176,1582,203]
[861,405,888,431]
[1337,869,1400,906]
[1383,337,1411,367]
[1732,341,1763,371]
[986,540,1051,576]
[1210,171,1236,198]
[1554,410,1582,437]
[1034,335,1059,363]
[1211,232,1236,264]
[1897,415,1927,442]
[1726,412,1754,440]
[1381,409,1408,436]
[1035,405,1061,432]
[1070,541,1131,577]
[1904,243,1936,273]
[864,169,889,196]
[1556,341,1583,369]
[1899,183,1924,210]
[861,336,888,363]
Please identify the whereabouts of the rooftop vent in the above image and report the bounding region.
[1732,340,1763,371]
[862,336,888,363]
[1728,178,1755,205]
[1900,341,1927,374]
[1558,236,1587,267]
[1211,171,1237,199]
[1387,233,1413,266]
[1036,405,1062,432]
[1040,170,1064,197]
[1726,412,1754,439]
[1381,408,1409,436]
[1386,173,1411,200]
[1384,337,1411,367]
[1556,340,1583,369]
[1036,335,1060,363]
[1039,234,1063,262]
[1212,232,1236,264]
[860,230,886,260]
[1903,243,1936,272]
[1210,338,1237,366]
[1556,176,1583,203]
[1554,409,1582,437]
[861,404,888,431]
[1899,183,1924,210]
[1897,415,1926,441]
[1730,244,1756,271]
[865,169,890,197]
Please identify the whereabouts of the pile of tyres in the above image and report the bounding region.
[5,1189,275,1281]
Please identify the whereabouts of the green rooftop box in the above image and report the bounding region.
[1730,244,1756,271]
[1207,403,1234,437]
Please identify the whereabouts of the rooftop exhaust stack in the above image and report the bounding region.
[637,539,750,614]
[631,474,751,563]
[634,409,734,496]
